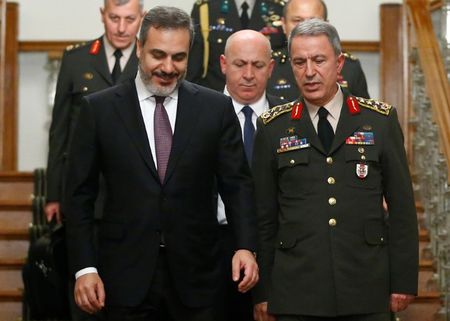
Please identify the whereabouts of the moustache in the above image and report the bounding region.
[153,71,179,80]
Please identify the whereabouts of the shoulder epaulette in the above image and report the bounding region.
[261,101,295,124]
[196,0,208,5]
[65,41,86,52]
[343,51,358,61]
[355,97,392,116]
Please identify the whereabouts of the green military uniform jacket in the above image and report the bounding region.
[46,37,138,202]
[252,89,418,316]
[187,0,285,91]
[267,47,371,101]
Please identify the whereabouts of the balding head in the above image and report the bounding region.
[220,30,274,105]
[282,0,327,37]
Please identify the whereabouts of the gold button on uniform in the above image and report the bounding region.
[326,157,333,164]
[329,218,337,226]
[217,38,223,44]
[361,155,366,160]
[327,177,335,185]
[328,197,336,205]
[358,147,365,154]
[82,86,88,92]
[290,159,295,165]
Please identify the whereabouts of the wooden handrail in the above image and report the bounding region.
[18,40,380,54]
[406,0,450,179]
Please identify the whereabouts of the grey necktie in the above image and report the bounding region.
[154,96,172,182]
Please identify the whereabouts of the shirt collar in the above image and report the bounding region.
[223,86,268,116]
[135,71,179,102]
[234,0,256,15]
[306,84,343,121]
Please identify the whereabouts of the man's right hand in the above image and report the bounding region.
[74,273,105,314]
[44,201,62,223]
[254,302,276,321]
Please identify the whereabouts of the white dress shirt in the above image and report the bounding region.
[217,87,269,224]
[306,84,344,134]
[234,0,256,18]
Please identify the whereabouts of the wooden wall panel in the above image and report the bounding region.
[2,2,19,170]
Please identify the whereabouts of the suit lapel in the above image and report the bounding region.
[113,81,159,179]
[163,81,201,184]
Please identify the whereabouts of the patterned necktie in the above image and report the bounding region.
[154,96,172,182]
[111,49,122,84]
[240,1,250,29]
[317,107,334,153]
[242,105,255,163]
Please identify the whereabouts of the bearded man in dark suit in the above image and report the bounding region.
[64,6,259,321]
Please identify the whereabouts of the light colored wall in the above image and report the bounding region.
[15,0,400,170]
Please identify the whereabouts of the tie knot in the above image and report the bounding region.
[242,105,253,119]
[154,95,166,105]
[318,107,329,119]
[113,49,123,59]
[241,1,249,10]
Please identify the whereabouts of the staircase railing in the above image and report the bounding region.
[406,0,450,318]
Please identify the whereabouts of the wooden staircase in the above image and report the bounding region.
[397,207,443,321]
[0,172,33,321]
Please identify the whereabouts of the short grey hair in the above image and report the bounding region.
[288,18,341,56]
[283,0,328,20]
[139,6,194,47]
[104,0,144,9]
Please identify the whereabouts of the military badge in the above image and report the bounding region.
[356,163,369,179]
[346,131,374,145]
[347,96,360,115]
[89,39,101,55]
[291,102,303,120]
[260,26,279,35]
[277,135,309,153]
[287,127,296,135]
[220,0,229,13]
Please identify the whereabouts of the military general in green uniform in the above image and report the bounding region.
[45,0,144,223]
[187,0,286,91]
[252,18,418,321]
[267,0,370,101]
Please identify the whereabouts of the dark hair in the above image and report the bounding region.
[288,18,341,55]
[139,6,194,47]
[283,0,328,21]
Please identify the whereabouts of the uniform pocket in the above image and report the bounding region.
[364,218,388,245]
[345,145,381,189]
[277,149,313,197]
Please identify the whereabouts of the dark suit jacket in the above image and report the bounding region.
[187,0,285,91]
[252,89,418,316]
[46,37,138,202]
[64,80,257,308]
[267,47,370,101]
